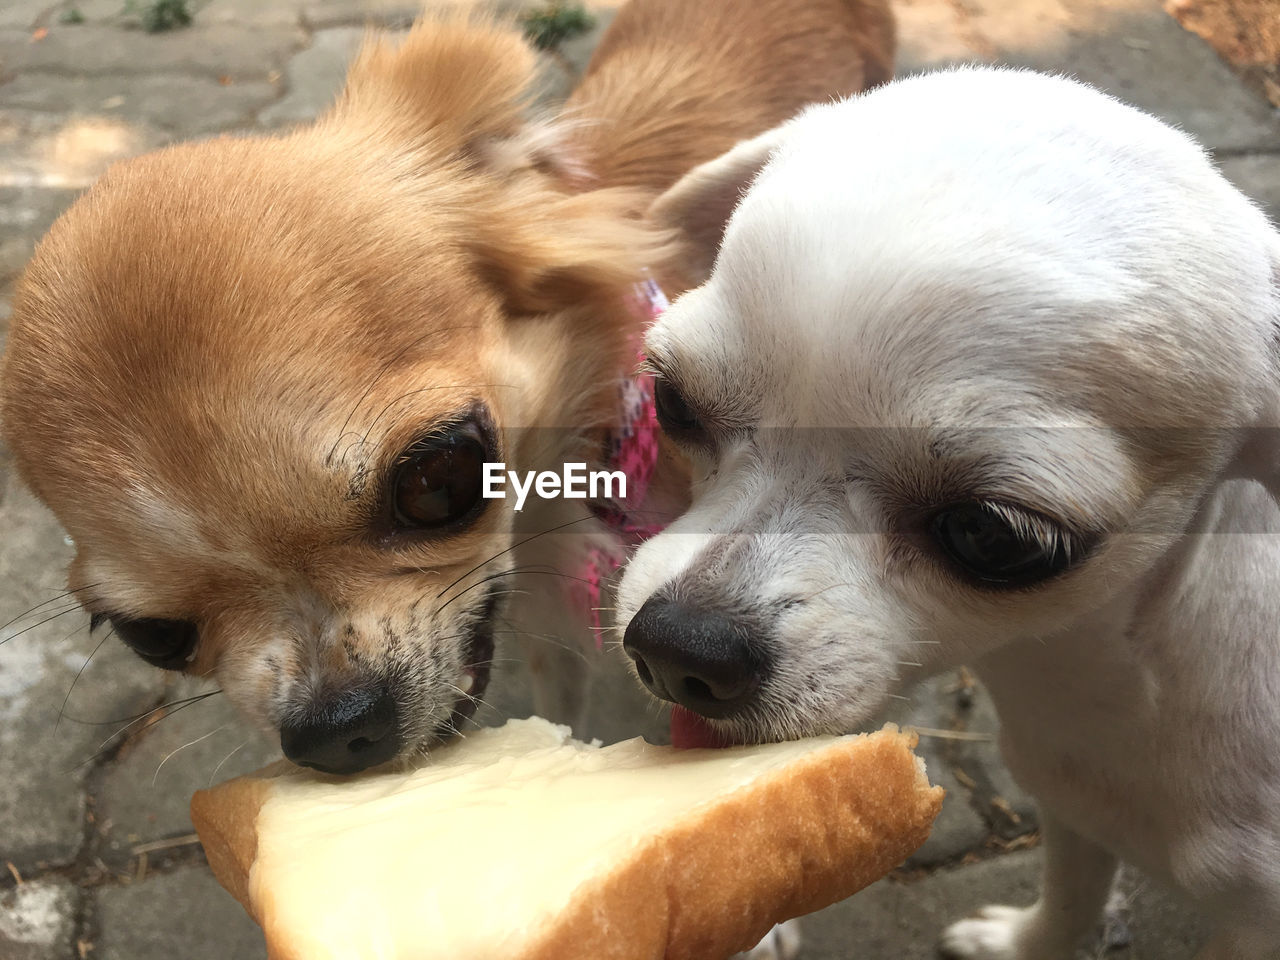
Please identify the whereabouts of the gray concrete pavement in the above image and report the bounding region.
[0,0,1276,957]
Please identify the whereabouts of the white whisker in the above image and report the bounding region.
[153,724,228,787]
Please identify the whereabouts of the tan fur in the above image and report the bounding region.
[568,0,894,192]
[0,2,894,756]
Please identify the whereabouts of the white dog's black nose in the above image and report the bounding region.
[280,687,399,775]
[622,598,764,718]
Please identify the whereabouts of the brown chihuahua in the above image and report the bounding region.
[0,0,893,775]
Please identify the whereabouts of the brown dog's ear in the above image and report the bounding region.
[327,17,537,153]
[469,184,676,315]
[648,126,788,285]
[324,17,674,314]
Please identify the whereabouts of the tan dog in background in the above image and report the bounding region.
[0,0,893,778]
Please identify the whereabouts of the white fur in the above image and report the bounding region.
[618,68,1280,958]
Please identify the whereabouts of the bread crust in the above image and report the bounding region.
[516,728,941,960]
[191,727,941,960]
[190,760,292,922]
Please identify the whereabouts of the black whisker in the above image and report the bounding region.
[494,614,591,661]
[54,629,114,734]
[433,514,606,601]
[66,692,209,774]
[0,582,103,636]
[74,689,223,742]
[0,603,89,646]
[435,564,596,616]
[68,690,222,774]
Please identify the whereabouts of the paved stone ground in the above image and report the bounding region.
[0,0,1276,958]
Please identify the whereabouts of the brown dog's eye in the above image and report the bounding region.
[101,615,198,671]
[654,377,701,434]
[392,423,488,531]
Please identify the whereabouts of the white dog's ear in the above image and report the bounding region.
[649,126,788,284]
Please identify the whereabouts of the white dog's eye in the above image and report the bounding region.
[653,377,703,437]
[931,502,1073,586]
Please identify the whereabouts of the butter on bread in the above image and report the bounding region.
[191,718,942,960]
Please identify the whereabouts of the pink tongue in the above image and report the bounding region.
[670,706,735,750]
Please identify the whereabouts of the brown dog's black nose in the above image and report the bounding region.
[280,687,399,775]
[623,598,764,719]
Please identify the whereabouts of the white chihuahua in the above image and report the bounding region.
[617,68,1280,959]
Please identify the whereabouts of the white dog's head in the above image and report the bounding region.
[617,68,1280,744]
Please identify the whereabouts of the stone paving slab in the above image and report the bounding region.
[98,690,280,871]
[257,24,366,126]
[807,852,1044,959]
[0,877,80,960]
[0,23,305,80]
[0,108,167,188]
[896,0,1280,156]
[1107,866,1216,958]
[882,673,1003,867]
[952,676,1040,835]
[95,864,267,960]
[190,0,311,28]
[1039,0,1279,153]
[0,1,49,30]
[303,0,424,29]
[1220,153,1280,214]
[2,74,279,135]
[0,481,164,870]
[907,762,992,867]
[0,184,84,288]
[804,853,1213,959]
[877,0,1280,217]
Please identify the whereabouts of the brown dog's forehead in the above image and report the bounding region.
[13,134,494,362]
[0,135,503,550]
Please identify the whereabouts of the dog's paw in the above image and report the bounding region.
[734,919,802,960]
[1099,881,1133,950]
[937,905,1027,959]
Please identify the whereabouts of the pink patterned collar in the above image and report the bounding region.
[589,276,668,541]
[577,277,670,643]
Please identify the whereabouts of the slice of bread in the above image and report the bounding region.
[191,718,942,960]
